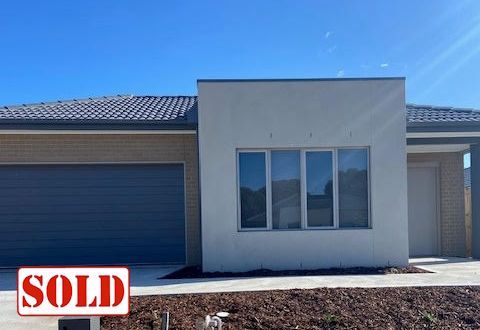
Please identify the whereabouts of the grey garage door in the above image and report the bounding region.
[0,164,185,267]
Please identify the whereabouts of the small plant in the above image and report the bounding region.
[323,313,338,325]
[421,311,437,323]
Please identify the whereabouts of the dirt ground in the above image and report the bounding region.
[102,286,480,329]
[161,265,427,279]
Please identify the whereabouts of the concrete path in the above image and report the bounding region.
[131,257,480,296]
[1,258,479,329]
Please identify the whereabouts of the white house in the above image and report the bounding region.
[0,77,475,272]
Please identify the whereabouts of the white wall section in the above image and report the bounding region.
[198,78,408,272]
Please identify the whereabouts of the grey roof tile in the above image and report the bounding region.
[1,96,479,129]
[406,103,480,124]
[0,95,197,122]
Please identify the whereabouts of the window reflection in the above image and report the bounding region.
[239,152,267,228]
[271,151,301,229]
[306,151,334,226]
[338,149,369,228]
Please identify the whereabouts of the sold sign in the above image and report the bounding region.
[17,267,129,316]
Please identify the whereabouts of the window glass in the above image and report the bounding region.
[271,150,301,229]
[338,149,369,228]
[239,152,267,228]
[306,151,334,227]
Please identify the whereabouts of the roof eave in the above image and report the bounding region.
[407,121,480,133]
[0,119,198,131]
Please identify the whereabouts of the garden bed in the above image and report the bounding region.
[102,286,480,329]
[161,265,428,279]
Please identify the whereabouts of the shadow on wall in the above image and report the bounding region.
[465,186,472,257]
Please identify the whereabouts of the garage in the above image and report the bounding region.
[0,163,186,267]
[407,165,440,256]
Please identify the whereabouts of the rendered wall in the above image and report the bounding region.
[198,79,408,272]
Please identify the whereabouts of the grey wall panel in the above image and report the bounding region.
[0,164,185,267]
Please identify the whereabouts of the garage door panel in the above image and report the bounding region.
[0,249,185,266]
[0,184,184,194]
[0,226,185,242]
[0,185,184,195]
[0,164,186,267]
[0,177,181,189]
[0,213,184,223]
[0,234,185,249]
[3,166,182,179]
[0,204,184,215]
[0,217,184,231]
[0,193,184,205]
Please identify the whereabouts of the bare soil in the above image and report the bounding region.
[102,286,480,329]
[161,265,427,279]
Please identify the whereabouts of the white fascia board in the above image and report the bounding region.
[406,144,470,153]
[407,131,480,138]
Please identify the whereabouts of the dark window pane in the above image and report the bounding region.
[239,152,267,228]
[271,151,301,229]
[306,151,334,227]
[338,149,369,228]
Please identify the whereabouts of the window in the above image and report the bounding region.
[238,152,267,228]
[238,148,370,230]
[271,151,301,229]
[338,149,369,228]
[306,151,334,227]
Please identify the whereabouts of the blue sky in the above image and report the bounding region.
[1,0,480,108]
[465,153,471,168]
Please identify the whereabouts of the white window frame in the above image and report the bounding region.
[237,147,371,231]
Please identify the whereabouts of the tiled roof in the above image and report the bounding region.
[0,95,197,122]
[406,104,480,125]
[1,96,480,129]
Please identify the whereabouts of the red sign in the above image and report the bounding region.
[17,267,130,316]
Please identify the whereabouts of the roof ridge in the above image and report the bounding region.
[1,94,133,110]
[1,95,199,110]
[134,95,197,97]
[407,103,479,113]
[132,95,198,100]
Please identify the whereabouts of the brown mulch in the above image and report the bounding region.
[161,265,428,279]
[102,286,480,329]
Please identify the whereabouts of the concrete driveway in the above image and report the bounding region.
[1,258,479,329]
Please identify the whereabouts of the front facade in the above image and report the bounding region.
[0,78,476,271]
[198,78,409,271]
